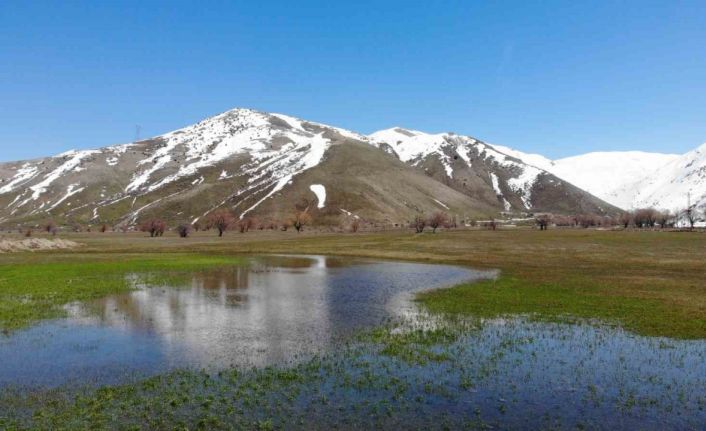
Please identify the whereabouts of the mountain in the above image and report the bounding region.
[620,143,706,213]
[368,128,618,216]
[494,143,704,213]
[490,149,680,209]
[0,108,618,228]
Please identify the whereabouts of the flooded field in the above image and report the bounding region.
[1,254,705,429]
[0,255,489,388]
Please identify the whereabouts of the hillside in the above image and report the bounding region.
[0,109,618,228]
[494,143,703,213]
[369,128,618,216]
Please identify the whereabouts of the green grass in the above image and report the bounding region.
[416,275,702,338]
[0,253,243,331]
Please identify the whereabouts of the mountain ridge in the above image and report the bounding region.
[0,107,625,228]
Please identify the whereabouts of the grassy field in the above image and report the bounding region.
[1,227,704,338]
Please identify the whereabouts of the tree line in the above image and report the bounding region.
[534,206,703,230]
[19,204,704,238]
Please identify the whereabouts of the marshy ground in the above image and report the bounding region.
[0,228,705,429]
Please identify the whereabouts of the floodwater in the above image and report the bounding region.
[0,255,491,388]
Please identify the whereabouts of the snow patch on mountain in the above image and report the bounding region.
[18,150,98,207]
[340,208,360,219]
[309,184,326,209]
[432,198,449,210]
[0,164,39,195]
[489,173,512,211]
[47,183,85,212]
[369,128,454,176]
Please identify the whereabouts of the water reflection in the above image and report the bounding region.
[0,255,488,388]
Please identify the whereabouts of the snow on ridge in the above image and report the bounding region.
[369,128,457,177]
[0,164,39,195]
[126,108,359,196]
[490,144,554,171]
[626,142,706,212]
[369,127,448,162]
[16,150,98,207]
[309,184,326,209]
[370,128,543,208]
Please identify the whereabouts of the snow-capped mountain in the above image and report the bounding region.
[489,143,703,213]
[0,108,618,228]
[369,127,616,215]
[621,143,706,213]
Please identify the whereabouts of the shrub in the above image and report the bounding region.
[140,219,166,237]
[428,211,449,233]
[177,224,192,238]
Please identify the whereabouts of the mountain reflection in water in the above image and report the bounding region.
[0,255,488,388]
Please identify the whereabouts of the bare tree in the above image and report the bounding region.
[192,221,202,232]
[619,212,633,229]
[428,211,449,233]
[683,207,697,230]
[177,224,192,238]
[656,210,673,229]
[292,211,311,233]
[535,214,551,230]
[140,219,166,237]
[576,214,601,229]
[411,214,426,233]
[350,218,360,233]
[25,228,32,238]
[633,208,659,229]
[99,224,109,233]
[552,215,574,227]
[207,210,235,237]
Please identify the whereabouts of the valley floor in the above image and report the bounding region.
[1,228,705,429]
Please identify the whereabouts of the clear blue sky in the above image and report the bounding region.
[1,0,705,162]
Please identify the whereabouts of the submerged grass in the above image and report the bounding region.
[0,253,243,331]
[3,316,706,430]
